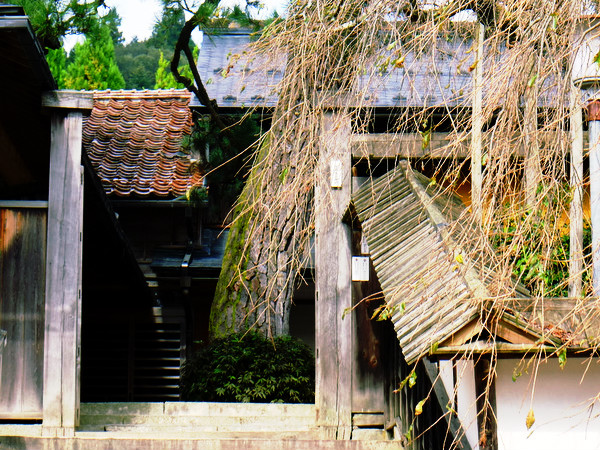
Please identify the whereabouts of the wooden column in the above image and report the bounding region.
[471,23,484,223]
[474,357,497,450]
[42,111,84,436]
[588,100,600,296]
[315,110,353,439]
[570,87,584,299]
[524,53,540,209]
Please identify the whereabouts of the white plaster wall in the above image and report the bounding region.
[496,357,600,450]
[455,360,479,449]
[438,360,454,401]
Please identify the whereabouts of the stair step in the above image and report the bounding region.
[99,426,323,439]
[80,414,316,428]
[81,402,316,418]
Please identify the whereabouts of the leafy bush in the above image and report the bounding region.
[492,212,591,297]
[181,333,315,403]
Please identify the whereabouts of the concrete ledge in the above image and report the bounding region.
[0,435,403,450]
[0,425,42,437]
[81,402,315,417]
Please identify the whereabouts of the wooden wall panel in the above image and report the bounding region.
[0,207,46,418]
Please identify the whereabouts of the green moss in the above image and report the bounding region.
[209,135,273,339]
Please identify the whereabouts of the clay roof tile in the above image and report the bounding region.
[83,90,194,198]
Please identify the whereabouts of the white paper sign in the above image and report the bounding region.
[360,234,370,255]
[352,256,370,281]
[330,159,343,188]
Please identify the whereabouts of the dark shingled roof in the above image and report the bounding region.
[194,29,283,108]
[193,28,562,109]
[83,90,202,198]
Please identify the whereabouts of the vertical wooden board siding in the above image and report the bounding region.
[315,111,353,438]
[43,112,83,429]
[0,208,46,417]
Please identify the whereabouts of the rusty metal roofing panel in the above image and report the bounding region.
[352,161,483,364]
[83,90,200,198]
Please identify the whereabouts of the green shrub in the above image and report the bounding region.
[181,332,315,403]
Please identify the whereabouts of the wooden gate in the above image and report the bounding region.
[0,205,47,419]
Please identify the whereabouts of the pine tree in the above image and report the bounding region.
[154,51,179,89]
[46,47,67,88]
[154,48,198,89]
[64,24,125,90]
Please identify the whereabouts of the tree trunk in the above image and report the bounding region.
[208,3,365,340]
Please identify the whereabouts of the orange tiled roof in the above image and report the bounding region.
[83,89,202,198]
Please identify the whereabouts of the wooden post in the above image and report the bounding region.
[42,111,84,436]
[474,357,497,450]
[570,87,584,299]
[524,53,540,209]
[471,23,484,223]
[315,110,353,439]
[588,100,600,297]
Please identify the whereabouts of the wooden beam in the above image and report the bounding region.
[315,111,353,439]
[524,53,541,209]
[433,342,553,356]
[471,22,485,223]
[351,130,576,159]
[570,86,584,299]
[494,319,538,345]
[41,91,93,110]
[439,319,483,347]
[42,111,83,436]
[0,201,47,209]
[474,357,497,450]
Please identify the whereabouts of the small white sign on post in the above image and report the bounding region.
[360,234,370,255]
[330,159,343,188]
[352,256,370,282]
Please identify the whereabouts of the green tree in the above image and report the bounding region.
[115,39,162,89]
[10,0,105,51]
[155,47,198,89]
[45,47,68,88]
[148,2,186,51]
[154,51,179,88]
[101,7,124,46]
[64,24,125,90]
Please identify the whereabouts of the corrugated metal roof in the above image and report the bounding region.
[351,161,485,364]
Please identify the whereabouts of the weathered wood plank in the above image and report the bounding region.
[42,112,83,432]
[523,55,541,209]
[352,413,384,427]
[474,358,497,450]
[0,201,47,209]
[471,22,484,223]
[41,91,93,110]
[570,87,584,299]
[351,130,576,159]
[315,111,353,439]
[0,208,46,418]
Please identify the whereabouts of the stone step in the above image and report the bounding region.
[2,435,402,450]
[81,402,316,418]
[79,414,316,429]
[98,426,323,439]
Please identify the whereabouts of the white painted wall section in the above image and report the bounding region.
[497,358,600,450]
